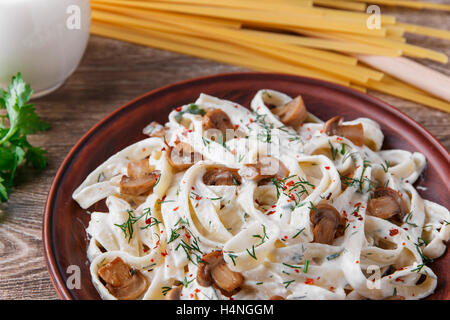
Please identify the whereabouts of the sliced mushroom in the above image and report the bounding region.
[126,158,152,179]
[310,203,346,245]
[384,295,405,300]
[197,251,244,296]
[271,95,307,127]
[143,121,166,138]
[98,257,148,300]
[323,116,364,147]
[203,167,241,186]
[120,158,160,196]
[168,142,203,171]
[242,156,289,181]
[120,172,160,196]
[367,187,407,221]
[165,285,183,300]
[202,109,234,137]
[269,295,285,300]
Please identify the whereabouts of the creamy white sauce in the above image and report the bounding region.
[73,90,449,300]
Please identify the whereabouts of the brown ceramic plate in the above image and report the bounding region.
[43,72,449,300]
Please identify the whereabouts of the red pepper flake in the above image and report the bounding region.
[229,297,234,300]
[234,124,240,130]
[271,205,276,208]
[255,199,261,205]
[305,278,314,285]
[286,181,294,187]
[162,147,166,151]
[330,286,335,291]
[190,294,194,299]
[195,195,202,201]
[320,130,324,134]
[395,278,404,282]
[142,148,146,152]
[266,210,275,215]
[403,227,408,231]
[173,206,179,211]
[145,218,152,224]
[191,186,195,190]
[175,107,182,112]
[185,233,191,239]
[295,269,299,273]
[354,202,362,207]
[325,166,330,170]
[356,260,359,264]
[153,241,159,249]
[402,242,406,246]
[161,250,168,257]
[143,247,149,253]
[389,228,399,236]
[234,105,238,108]
[249,119,253,123]
[336,137,343,141]
[283,236,288,240]
[195,288,200,293]
[151,259,154,262]
[307,127,311,132]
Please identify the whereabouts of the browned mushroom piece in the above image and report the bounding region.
[165,285,183,300]
[269,295,285,300]
[197,251,244,296]
[271,95,307,127]
[384,295,405,300]
[310,203,346,245]
[126,158,152,179]
[120,158,160,196]
[203,167,241,186]
[168,142,203,171]
[367,187,407,221]
[323,116,364,147]
[242,156,289,181]
[98,257,148,300]
[202,109,234,137]
[143,121,166,138]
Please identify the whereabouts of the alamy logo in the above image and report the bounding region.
[66,265,81,289]
[366,5,382,30]
[66,5,82,30]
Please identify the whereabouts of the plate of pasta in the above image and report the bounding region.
[43,72,449,300]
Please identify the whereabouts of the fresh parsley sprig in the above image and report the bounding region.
[0,73,50,201]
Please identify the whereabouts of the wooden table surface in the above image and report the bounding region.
[0,6,449,300]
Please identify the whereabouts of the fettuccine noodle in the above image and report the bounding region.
[73,90,449,300]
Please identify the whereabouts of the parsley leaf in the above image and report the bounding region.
[0,73,50,201]
[174,103,206,121]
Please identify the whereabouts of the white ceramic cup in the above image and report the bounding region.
[0,0,91,98]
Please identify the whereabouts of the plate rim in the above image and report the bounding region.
[42,71,450,300]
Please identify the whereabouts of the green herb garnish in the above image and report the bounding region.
[0,73,50,201]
